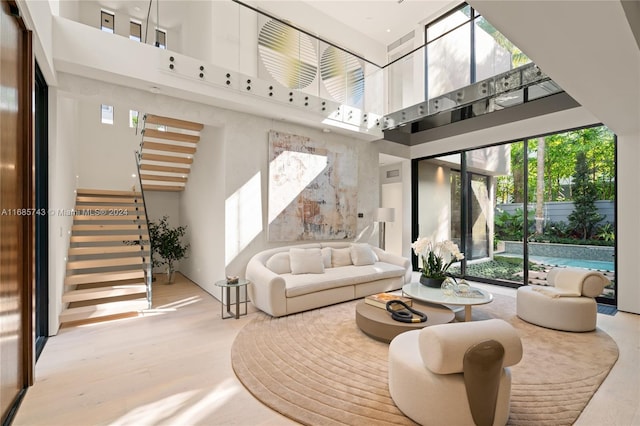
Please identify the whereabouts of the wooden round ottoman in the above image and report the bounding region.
[355,300,455,343]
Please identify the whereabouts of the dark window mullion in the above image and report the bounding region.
[470,7,476,84]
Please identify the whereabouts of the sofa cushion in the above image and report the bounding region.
[266,252,291,274]
[290,248,325,275]
[332,247,353,267]
[350,243,378,266]
[284,262,406,297]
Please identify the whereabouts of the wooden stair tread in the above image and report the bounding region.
[142,184,185,192]
[76,196,140,204]
[72,224,147,231]
[62,284,147,303]
[141,153,193,164]
[77,189,142,197]
[68,245,148,256]
[143,128,200,143]
[73,215,145,221]
[140,163,190,174]
[142,142,197,155]
[71,206,145,213]
[59,299,148,323]
[144,114,204,131]
[71,235,144,243]
[140,174,188,183]
[65,270,145,286]
[67,257,144,270]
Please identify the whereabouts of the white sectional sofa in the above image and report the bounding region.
[246,242,412,317]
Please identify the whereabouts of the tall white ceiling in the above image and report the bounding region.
[298,0,456,46]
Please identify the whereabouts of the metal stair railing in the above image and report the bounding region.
[134,144,153,309]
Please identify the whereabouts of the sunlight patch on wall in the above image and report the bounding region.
[225,172,263,266]
[268,150,327,223]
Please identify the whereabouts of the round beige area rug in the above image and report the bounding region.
[231,294,618,426]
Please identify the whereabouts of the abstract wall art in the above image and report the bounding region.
[268,130,357,241]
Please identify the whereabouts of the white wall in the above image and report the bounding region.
[48,90,80,334]
[417,161,452,242]
[76,99,140,190]
[381,181,403,257]
[616,131,640,314]
[179,126,226,299]
[56,73,380,305]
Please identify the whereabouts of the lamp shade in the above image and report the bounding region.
[375,207,395,223]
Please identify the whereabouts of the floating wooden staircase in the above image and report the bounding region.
[139,114,204,192]
[60,189,151,325]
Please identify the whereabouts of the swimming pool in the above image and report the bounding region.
[528,255,615,272]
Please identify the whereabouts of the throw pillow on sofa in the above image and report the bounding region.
[350,243,378,266]
[290,248,325,275]
[331,247,353,267]
[266,252,291,274]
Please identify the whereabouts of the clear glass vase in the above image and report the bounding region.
[442,277,456,295]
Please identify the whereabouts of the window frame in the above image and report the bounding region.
[100,10,115,34]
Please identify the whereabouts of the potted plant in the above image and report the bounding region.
[411,237,464,288]
[148,216,190,283]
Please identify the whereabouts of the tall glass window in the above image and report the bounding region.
[425,3,531,100]
[155,29,167,49]
[130,21,142,42]
[414,125,616,304]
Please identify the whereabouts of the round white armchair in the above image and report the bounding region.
[517,268,610,332]
[388,319,523,426]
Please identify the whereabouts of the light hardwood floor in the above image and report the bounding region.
[14,274,640,426]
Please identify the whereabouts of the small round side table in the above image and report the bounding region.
[214,279,250,319]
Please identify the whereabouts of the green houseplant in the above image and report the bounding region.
[149,216,190,283]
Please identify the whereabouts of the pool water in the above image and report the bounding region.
[528,255,614,272]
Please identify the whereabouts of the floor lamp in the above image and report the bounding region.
[376,208,395,250]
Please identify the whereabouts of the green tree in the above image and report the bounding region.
[568,151,604,240]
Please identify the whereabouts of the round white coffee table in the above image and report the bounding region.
[402,282,493,322]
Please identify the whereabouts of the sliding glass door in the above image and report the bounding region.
[413,125,616,303]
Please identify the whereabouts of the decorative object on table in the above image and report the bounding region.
[442,277,457,296]
[226,275,239,284]
[411,237,464,287]
[455,280,470,294]
[148,215,190,284]
[365,292,412,310]
[375,207,395,250]
[385,300,428,323]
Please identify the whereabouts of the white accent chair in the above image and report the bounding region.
[388,319,523,426]
[517,268,609,332]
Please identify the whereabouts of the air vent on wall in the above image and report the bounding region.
[386,169,400,178]
[388,30,415,53]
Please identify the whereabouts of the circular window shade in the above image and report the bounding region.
[320,46,364,107]
[258,19,318,90]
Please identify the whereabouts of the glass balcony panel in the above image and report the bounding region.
[474,18,520,82]
[427,24,471,99]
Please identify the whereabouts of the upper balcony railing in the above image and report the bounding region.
[69,0,562,136]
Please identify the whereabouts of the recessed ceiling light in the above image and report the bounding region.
[386,29,391,33]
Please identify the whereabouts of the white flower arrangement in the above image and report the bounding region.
[411,237,464,279]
